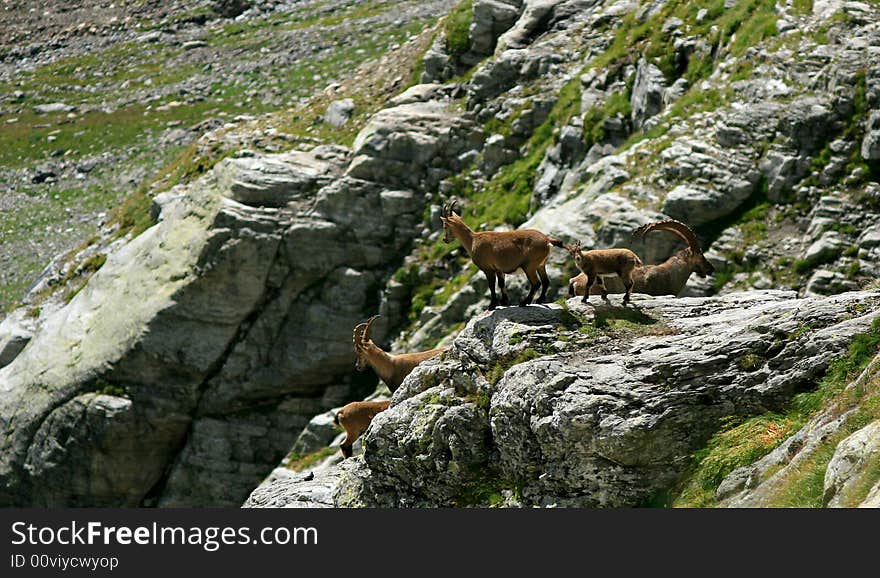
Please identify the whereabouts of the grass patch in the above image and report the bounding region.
[672,414,800,507]
[464,389,491,411]
[586,0,778,82]
[486,348,542,385]
[791,0,813,15]
[793,258,812,274]
[444,0,473,56]
[593,307,657,329]
[737,353,765,371]
[286,446,339,472]
[671,316,880,507]
[93,378,127,398]
[452,467,522,507]
[583,89,633,149]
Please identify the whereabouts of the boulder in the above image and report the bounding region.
[33,102,75,114]
[470,0,522,56]
[662,183,753,227]
[324,99,355,127]
[758,147,809,202]
[496,0,563,52]
[347,101,483,191]
[213,146,348,208]
[0,311,34,368]
[291,411,339,455]
[802,231,848,266]
[630,57,667,130]
[804,269,859,296]
[858,224,880,249]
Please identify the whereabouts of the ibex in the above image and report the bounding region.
[565,241,642,305]
[333,400,391,458]
[353,315,447,392]
[568,219,714,297]
[439,201,565,309]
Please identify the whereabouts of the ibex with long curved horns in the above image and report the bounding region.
[439,200,565,310]
[353,315,447,392]
[568,219,715,297]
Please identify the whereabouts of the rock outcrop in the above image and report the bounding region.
[246,290,880,507]
[0,95,480,506]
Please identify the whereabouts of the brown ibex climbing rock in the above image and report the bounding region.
[568,219,714,298]
[565,241,642,305]
[439,201,565,310]
[333,400,391,458]
[353,315,446,392]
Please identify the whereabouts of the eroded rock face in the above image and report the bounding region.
[246,290,880,507]
[823,420,880,507]
[717,384,880,509]
[630,58,666,130]
[471,0,523,56]
[0,97,475,507]
[347,102,483,191]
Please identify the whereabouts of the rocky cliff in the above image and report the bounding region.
[3,0,880,507]
[245,290,880,507]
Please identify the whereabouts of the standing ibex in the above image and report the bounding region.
[565,241,642,305]
[568,219,714,297]
[439,201,565,309]
[353,315,447,392]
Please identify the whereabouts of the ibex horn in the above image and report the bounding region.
[362,315,380,342]
[632,219,702,253]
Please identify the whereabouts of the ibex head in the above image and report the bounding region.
[632,219,715,277]
[353,315,380,371]
[564,240,585,267]
[439,200,459,243]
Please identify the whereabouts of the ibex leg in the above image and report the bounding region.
[483,269,499,310]
[496,272,510,306]
[521,268,541,306]
[536,265,550,303]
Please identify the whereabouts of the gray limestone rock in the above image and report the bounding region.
[470,0,523,56]
[802,231,848,266]
[0,311,34,369]
[496,0,563,52]
[662,183,753,227]
[823,420,880,507]
[861,110,880,160]
[630,57,666,130]
[247,291,880,507]
[324,99,355,128]
[347,101,483,191]
[1,130,439,506]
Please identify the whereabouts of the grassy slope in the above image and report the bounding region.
[669,317,880,507]
[0,0,440,311]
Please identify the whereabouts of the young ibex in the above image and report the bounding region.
[439,201,565,309]
[353,315,447,392]
[565,240,642,305]
[333,400,391,458]
[568,219,714,297]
